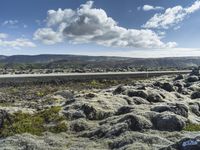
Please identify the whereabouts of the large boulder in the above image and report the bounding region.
[191,91,200,99]
[63,110,86,120]
[153,82,175,92]
[126,90,148,99]
[84,114,152,139]
[174,74,184,81]
[80,104,112,120]
[153,81,163,88]
[103,123,129,138]
[190,102,200,116]
[132,97,150,105]
[147,92,164,103]
[151,103,188,118]
[70,119,92,132]
[113,85,126,95]
[117,114,152,131]
[161,137,200,150]
[84,93,96,99]
[173,81,185,93]
[115,106,134,115]
[152,113,186,131]
[187,76,199,82]
[83,123,129,139]
[162,83,175,92]
[125,96,150,105]
[171,103,188,118]
[173,81,184,88]
[151,105,171,113]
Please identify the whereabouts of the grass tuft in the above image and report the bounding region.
[184,123,200,131]
[0,106,68,137]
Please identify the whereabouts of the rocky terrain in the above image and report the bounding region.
[1,55,200,75]
[1,74,200,149]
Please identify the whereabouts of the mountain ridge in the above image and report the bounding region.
[0,54,200,69]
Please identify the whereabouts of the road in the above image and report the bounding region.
[0,70,191,79]
[0,70,191,85]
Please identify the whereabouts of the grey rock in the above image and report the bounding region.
[190,102,200,116]
[187,76,199,82]
[153,81,163,88]
[72,110,86,119]
[84,114,152,139]
[151,103,188,118]
[147,92,164,103]
[115,106,134,115]
[80,104,111,120]
[173,81,184,88]
[162,83,175,92]
[63,110,86,120]
[84,93,96,99]
[104,123,129,138]
[160,137,200,150]
[113,85,126,95]
[126,90,148,99]
[174,74,184,81]
[132,97,150,105]
[151,105,171,113]
[70,119,92,132]
[173,81,185,93]
[117,114,153,131]
[152,113,186,131]
[191,91,200,99]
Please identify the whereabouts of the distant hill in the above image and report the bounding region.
[0,54,200,70]
[0,55,130,64]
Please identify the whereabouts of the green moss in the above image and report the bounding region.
[38,106,64,123]
[184,123,200,131]
[41,97,59,105]
[0,106,67,137]
[0,102,13,107]
[0,112,45,137]
[8,88,19,95]
[35,86,58,97]
[48,122,68,133]
[36,91,45,97]
[90,80,99,87]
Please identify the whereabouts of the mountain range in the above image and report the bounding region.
[0,54,199,69]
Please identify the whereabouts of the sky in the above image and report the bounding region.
[0,0,200,57]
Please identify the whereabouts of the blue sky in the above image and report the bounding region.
[0,0,200,57]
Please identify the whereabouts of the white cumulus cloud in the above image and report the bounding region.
[0,33,8,39]
[142,5,164,11]
[33,1,176,49]
[2,20,18,26]
[33,28,63,45]
[2,20,19,28]
[0,33,36,49]
[143,0,200,29]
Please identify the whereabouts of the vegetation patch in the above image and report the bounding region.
[184,123,200,131]
[0,106,68,137]
[79,79,135,89]
[0,102,13,107]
